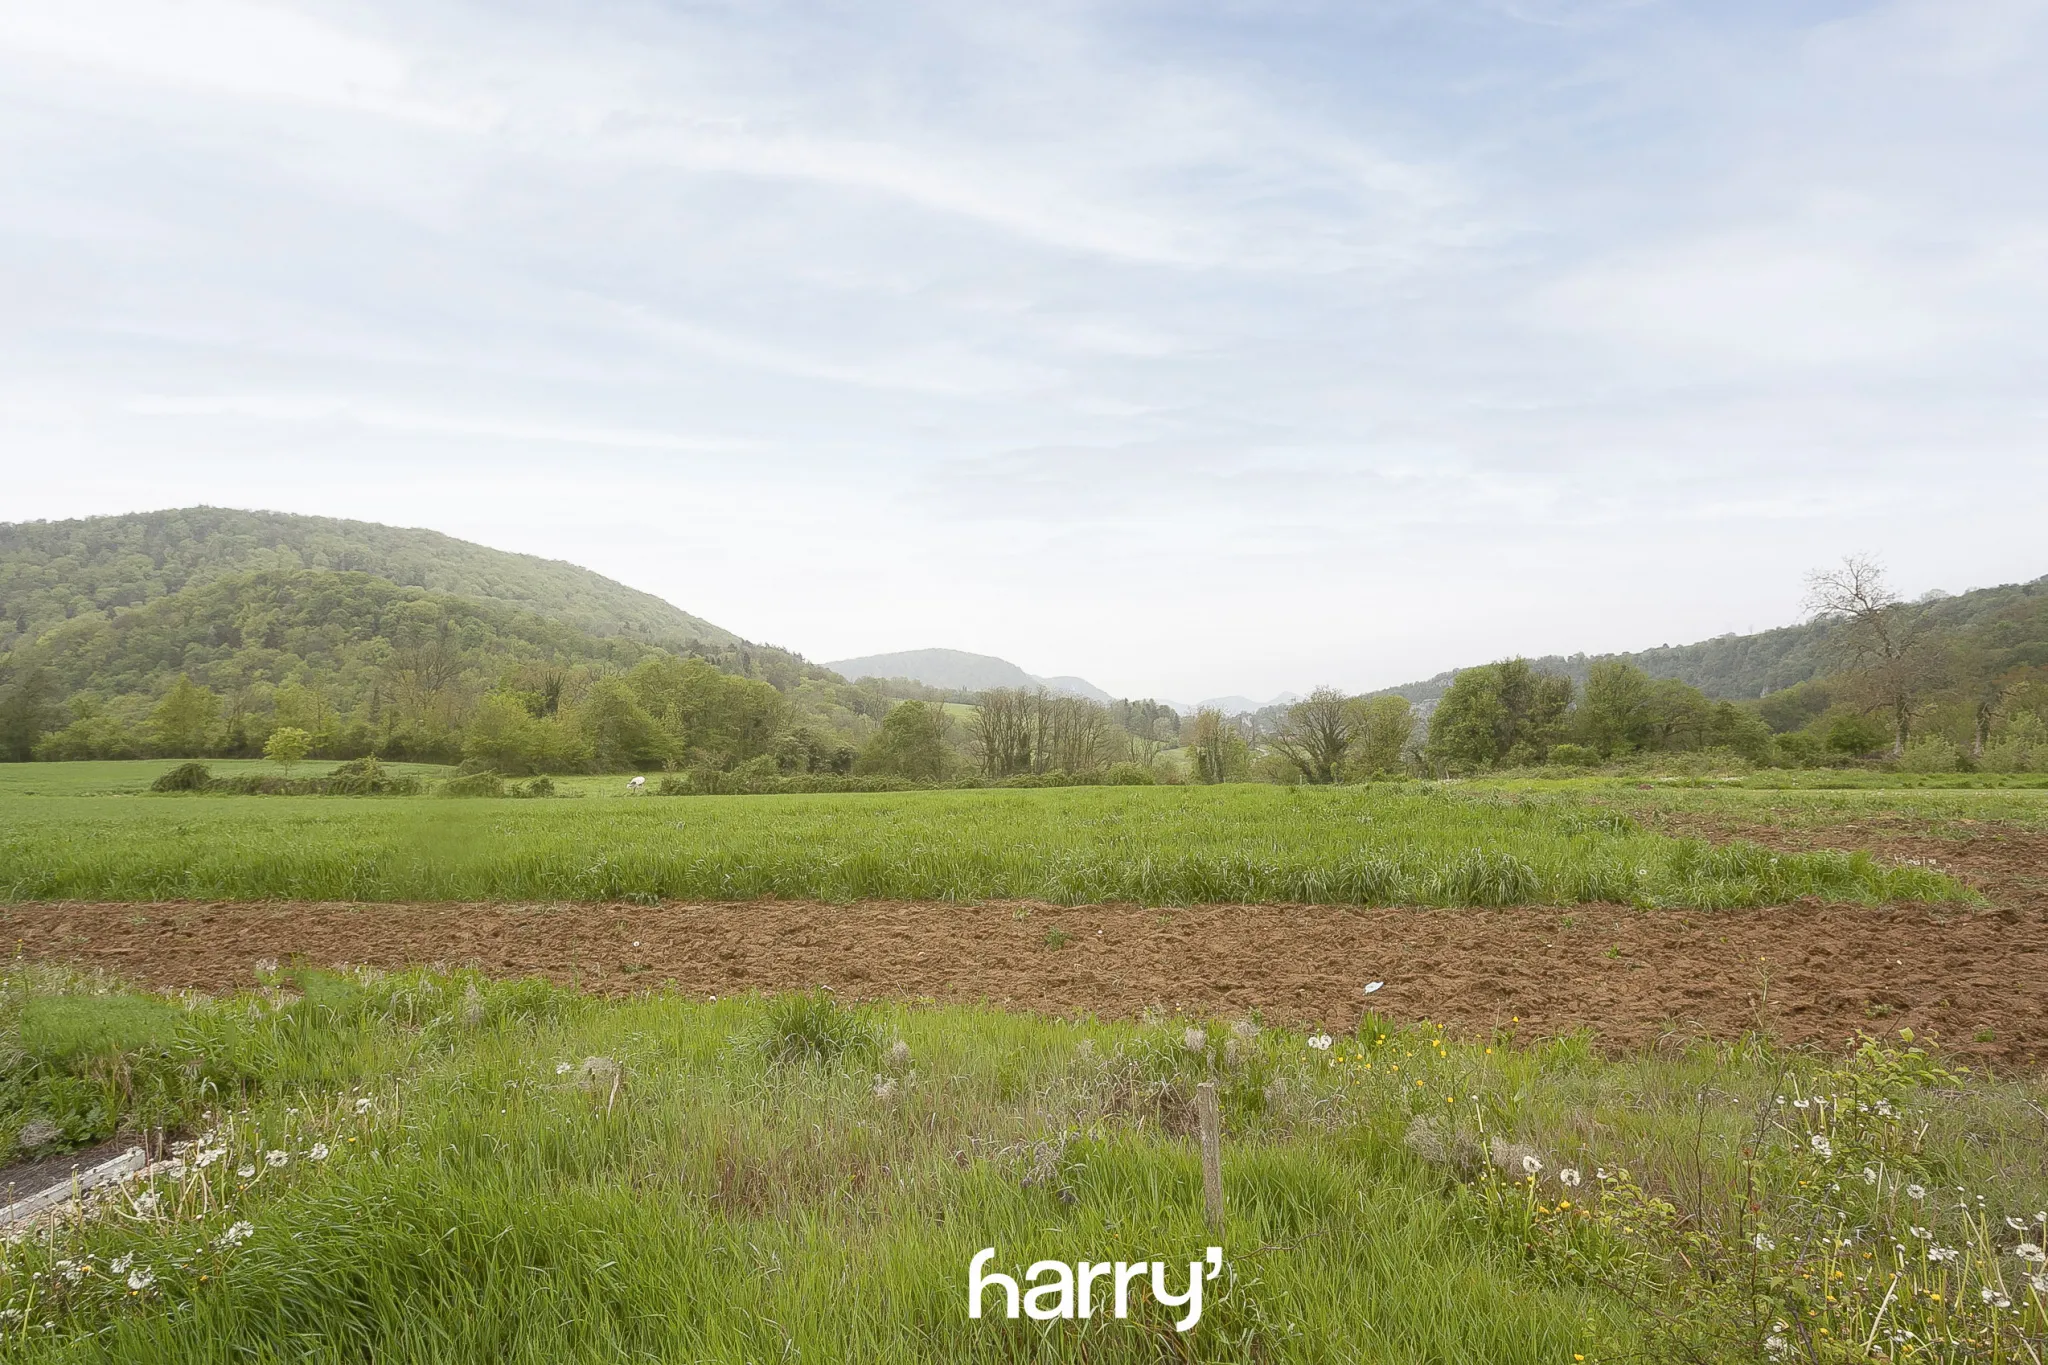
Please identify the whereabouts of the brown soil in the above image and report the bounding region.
[6,886,2044,1069]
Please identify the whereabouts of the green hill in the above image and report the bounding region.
[0,507,738,653]
[1373,575,2048,706]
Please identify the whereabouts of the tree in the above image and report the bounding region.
[1349,695,1415,774]
[262,726,312,770]
[1186,707,1250,784]
[1576,661,1653,756]
[1271,686,1355,784]
[1804,556,1939,756]
[150,675,221,756]
[1426,660,1572,770]
[574,677,667,771]
[857,700,951,780]
[0,663,60,762]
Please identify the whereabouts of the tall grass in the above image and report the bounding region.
[0,783,1966,908]
[3,967,2042,1362]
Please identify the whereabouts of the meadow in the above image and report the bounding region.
[0,767,1974,909]
[3,963,2044,1363]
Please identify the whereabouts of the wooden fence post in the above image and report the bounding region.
[1195,1080,1225,1232]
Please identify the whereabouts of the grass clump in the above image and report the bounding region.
[753,989,879,1066]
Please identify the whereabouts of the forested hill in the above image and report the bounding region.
[0,507,738,653]
[1371,574,2048,705]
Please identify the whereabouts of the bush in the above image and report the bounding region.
[1545,743,1598,767]
[1895,736,1962,773]
[150,761,215,792]
[439,770,506,798]
[1101,762,1157,785]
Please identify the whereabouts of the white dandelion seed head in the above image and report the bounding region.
[132,1190,159,1214]
[194,1147,225,1168]
[2013,1243,2047,1265]
[354,1097,373,1114]
[872,1076,897,1101]
[1910,1226,1931,1239]
[1864,1167,1879,1184]
[1521,1155,1543,1176]
[109,1254,133,1274]
[1308,1033,1333,1051]
[1559,1168,1582,1188]
[127,1266,155,1291]
[236,1163,256,1179]
[265,1150,288,1167]
[308,1142,330,1161]
[554,1061,572,1075]
[1907,1184,1927,1200]
[1754,1232,1776,1252]
[1793,1098,1810,1110]
[1928,1246,1960,1263]
[215,1221,254,1249]
[1182,1027,1208,1053]
[1809,1134,1832,1157]
[2030,1272,2048,1293]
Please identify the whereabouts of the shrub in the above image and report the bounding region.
[439,770,506,798]
[1101,761,1157,785]
[150,761,215,792]
[1895,735,1962,773]
[1545,743,1598,767]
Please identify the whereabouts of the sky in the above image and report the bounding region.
[3,0,2045,701]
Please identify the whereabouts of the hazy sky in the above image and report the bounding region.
[4,1,2044,700]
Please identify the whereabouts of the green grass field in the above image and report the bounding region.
[3,964,2043,1362]
[0,770,1970,908]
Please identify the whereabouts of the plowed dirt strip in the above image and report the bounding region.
[6,898,2043,1068]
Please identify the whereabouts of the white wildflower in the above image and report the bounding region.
[1308,1033,1333,1051]
[109,1254,133,1274]
[236,1163,256,1179]
[1764,1334,1791,1360]
[1910,1226,1931,1239]
[2031,1272,2048,1293]
[132,1190,159,1214]
[58,1259,85,1283]
[872,1076,897,1101]
[1793,1098,1810,1110]
[554,1061,572,1075]
[194,1147,225,1169]
[2014,1243,2047,1265]
[354,1097,374,1114]
[1809,1134,1832,1158]
[215,1221,254,1249]
[2009,1216,2029,1231]
[1559,1168,1582,1188]
[1874,1099,1895,1117]
[126,1267,154,1292]
[1906,1183,1926,1200]
[1521,1155,1543,1176]
[1982,1288,2011,1309]
[1754,1232,1776,1252]
[308,1142,330,1161]
[1182,1027,1208,1053]
[1928,1246,1959,1263]
[265,1150,288,1168]
[1864,1167,1879,1184]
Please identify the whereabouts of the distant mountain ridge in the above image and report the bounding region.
[1365,574,2048,707]
[0,507,739,653]
[823,648,1113,702]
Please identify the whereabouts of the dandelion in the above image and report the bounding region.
[1308,1033,1333,1051]
[133,1189,160,1214]
[354,1097,374,1114]
[1559,1168,1582,1188]
[1754,1232,1776,1252]
[127,1267,155,1292]
[1596,1167,1611,1181]
[1522,1155,1543,1176]
[1182,1027,1207,1053]
[1793,1098,1810,1110]
[1809,1134,1832,1158]
[1864,1167,1879,1184]
[1362,981,1383,995]
[237,1163,256,1178]
[308,1143,330,1161]
[872,1077,897,1101]
[885,1039,912,1069]
[554,1061,573,1075]
[110,1254,133,1274]
[2014,1243,2047,1265]
[1910,1226,1931,1239]
[194,1146,225,1168]
[1874,1099,1896,1117]
[215,1221,254,1249]
[1906,1183,1927,1200]
[1928,1246,1959,1263]
[2009,1216,2029,1231]
[1982,1288,2012,1309]
[265,1150,288,1168]
[2031,1272,2048,1294]
[1764,1334,1791,1360]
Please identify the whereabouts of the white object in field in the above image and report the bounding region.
[0,1146,147,1229]
[628,776,646,790]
